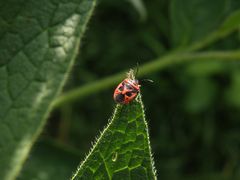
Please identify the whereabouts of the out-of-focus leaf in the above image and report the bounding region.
[189,9,240,51]
[0,0,96,179]
[170,0,229,47]
[128,0,147,21]
[218,10,240,35]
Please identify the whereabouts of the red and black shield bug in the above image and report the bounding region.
[113,69,140,104]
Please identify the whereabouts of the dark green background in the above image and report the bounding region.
[21,0,240,179]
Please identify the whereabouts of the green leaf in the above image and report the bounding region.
[171,0,240,51]
[0,0,96,179]
[128,0,147,21]
[18,140,83,180]
[170,0,229,47]
[219,10,240,34]
[72,95,157,179]
[189,9,240,51]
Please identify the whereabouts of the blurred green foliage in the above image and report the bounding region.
[24,0,240,179]
[19,139,82,180]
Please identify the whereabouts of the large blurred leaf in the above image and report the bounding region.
[170,0,229,47]
[0,0,95,179]
[18,140,82,180]
[72,95,156,179]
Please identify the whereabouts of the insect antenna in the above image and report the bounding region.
[141,79,154,83]
[139,78,154,85]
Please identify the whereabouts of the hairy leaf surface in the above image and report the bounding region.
[0,0,95,179]
[72,95,156,179]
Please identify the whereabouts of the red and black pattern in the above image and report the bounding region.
[113,78,140,104]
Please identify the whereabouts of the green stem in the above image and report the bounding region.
[52,50,240,108]
[52,10,240,109]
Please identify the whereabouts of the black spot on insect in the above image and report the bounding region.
[126,92,132,97]
[115,94,125,103]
